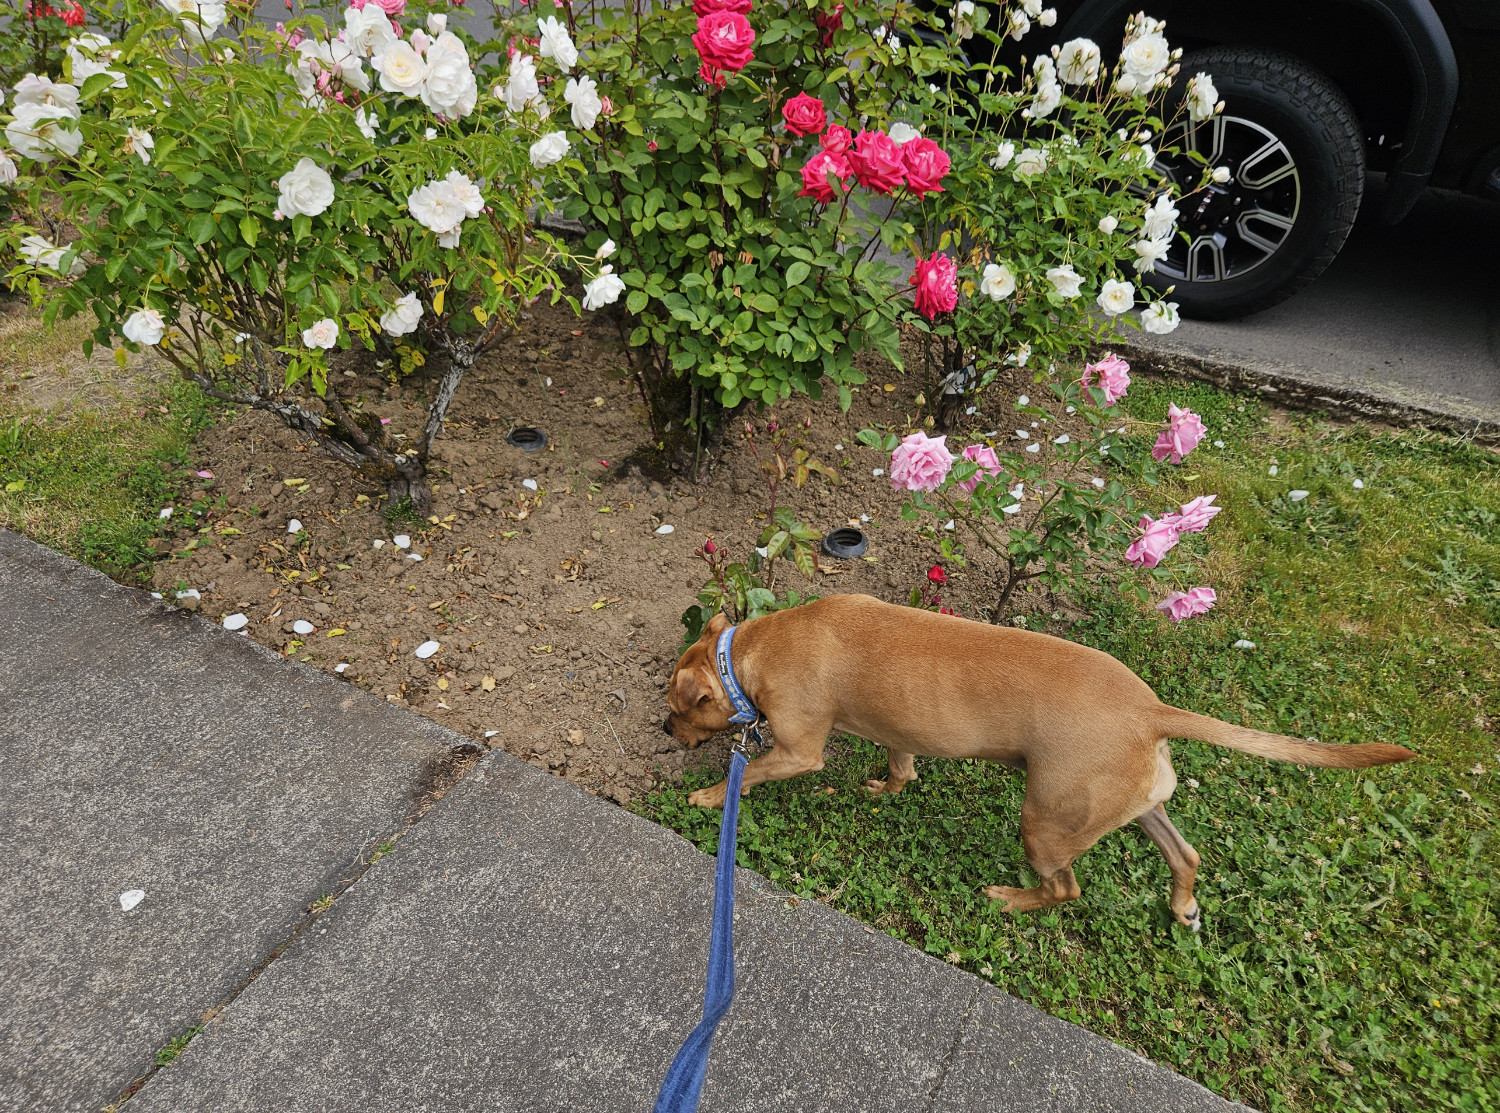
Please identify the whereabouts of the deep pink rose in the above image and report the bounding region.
[1124,513,1181,569]
[693,11,755,73]
[796,150,849,203]
[698,60,727,88]
[909,251,958,320]
[900,137,950,197]
[815,3,843,46]
[1151,403,1206,464]
[956,444,1002,494]
[1155,586,1217,621]
[692,0,752,15]
[1082,353,1131,405]
[848,129,905,194]
[781,92,827,136]
[1175,494,1221,534]
[821,125,852,155]
[889,431,955,492]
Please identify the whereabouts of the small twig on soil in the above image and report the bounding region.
[603,713,626,755]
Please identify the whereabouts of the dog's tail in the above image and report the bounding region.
[1154,706,1414,768]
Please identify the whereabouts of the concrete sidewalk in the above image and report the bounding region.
[0,529,1246,1112]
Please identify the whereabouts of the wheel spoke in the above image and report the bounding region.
[1185,235,1227,282]
[1237,208,1296,256]
[1238,138,1298,190]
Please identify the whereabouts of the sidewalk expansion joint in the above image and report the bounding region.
[923,982,981,1112]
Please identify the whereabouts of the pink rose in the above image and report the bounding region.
[693,11,755,73]
[848,129,905,194]
[796,150,849,204]
[956,444,1002,494]
[900,137,950,197]
[1081,353,1131,405]
[1175,494,1221,534]
[1124,514,1181,569]
[1155,586,1217,622]
[692,0,752,14]
[889,431,955,492]
[821,125,852,155]
[815,3,843,46]
[698,60,727,88]
[1151,403,1206,464]
[781,92,826,136]
[909,251,958,320]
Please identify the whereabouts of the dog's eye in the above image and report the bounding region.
[697,693,711,705]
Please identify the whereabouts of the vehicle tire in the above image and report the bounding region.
[1144,48,1365,320]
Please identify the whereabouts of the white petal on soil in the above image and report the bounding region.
[119,889,145,912]
[334,663,349,673]
[292,619,315,635]
[1026,443,1041,453]
[833,443,844,451]
[484,730,499,738]
[943,520,955,531]
[755,546,768,558]
[415,640,441,659]
[287,519,302,533]
[158,507,172,519]
[1289,490,1309,502]
[859,514,870,522]
[1233,639,1256,650]
[392,534,411,549]
[655,524,675,535]
[1053,434,1070,444]
[965,406,977,415]
[1017,395,1030,406]
[1065,406,1076,414]
[150,592,163,600]
[1002,503,1022,515]
[408,553,423,561]
[222,613,249,631]
[522,479,539,491]
[872,469,884,477]
[176,589,200,600]
[372,539,385,549]
[1353,479,1365,489]
[1092,477,1105,488]
[1009,484,1025,500]
[1015,430,1029,440]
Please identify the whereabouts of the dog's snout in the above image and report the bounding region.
[662,716,674,735]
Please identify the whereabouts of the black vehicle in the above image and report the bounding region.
[974,0,1500,319]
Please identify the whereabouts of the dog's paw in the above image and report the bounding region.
[863,779,889,795]
[1176,900,1202,932]
[687,785,727,809]
[983,885,1027,913]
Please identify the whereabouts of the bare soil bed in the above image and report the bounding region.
[151,300,1066,804]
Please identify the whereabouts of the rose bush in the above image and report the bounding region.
[4,0,604,512]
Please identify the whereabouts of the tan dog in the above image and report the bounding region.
[664,594,1413,928]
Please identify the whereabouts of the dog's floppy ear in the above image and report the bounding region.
[672,664,718,707]
[702,612,731,640]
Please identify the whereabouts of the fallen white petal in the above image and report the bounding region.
[1233,639,1256,650]
[150,592,163,600]
[1187,778,1199,789]
[1010,484,1025,500]
[372,539,385,549]
[859,514,870,522]
[1353,479,1365,489]
[415,640,441,659]
[1092,477,1105,488]
[222,613,249,631]
[1002,503,1021,515]
[293,620,315,635]
[1213,440,1225,448]
[1053,434,1070,444]
[755,546,768,558]
[120,889,145,912]
[545,377,552,386]
[522,479,539,491]
[1289,490,1309,502]
[655,524,675,535]
[1026,443,1041,454]
[334,663,349,673]
[1269,465,1278,476]
[833,443,843,451]
[1015,430,1029,440]
[176,589,200,600]
[872,468,884,477]
[393,534,411,549]
[965,406,977,415]
[287,519,302,533]
[943,519,955,531]
[484,730,499,738]
[407,553,423,562]
[1065,406,1075,414]
[158,507,172,520]
[1017,395,1029,405]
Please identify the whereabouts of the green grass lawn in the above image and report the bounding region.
[0,378,213,582]
[638,382,1499,1112]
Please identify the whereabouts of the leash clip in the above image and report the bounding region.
[734,716,766,754]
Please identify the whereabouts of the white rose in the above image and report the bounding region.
[582,265,625,311]
[407,178,466,235]
[953,0,984,39]
[1012,146,1048,178]
[1186,72,1218,122]
[427,12,446,34]
[159,0,225,44]
[290,38,368,100]
[67,35,126,88]
[1096,278,1135,317]
[343,5,395,57]
[277,157,334,218]
[1006,10,1029,39]
[1057,37,1100,84]
[564,74,601,130]
[499,54,547,117]
[125,126,154,165]
[988,140,1014,169]
[6,103,82,161]
[887,121,921,145]
[1141,300,1180,334]
[1132,237,1171,273]
[372,40,428,97]
[380,291,423,337]
[20,233,83,274]
[1211,165,1231,184]
[1038,7,1056,26]
[123,308,166,346]
[537,16,578,73]
[1140,193,1179,241]
[529,130,569,168]
[0,151,16,184]
[444,169,484,216]
[12,75,80,117]
[1098,214,1118,233]
[436,225,461,249]
[1026,80,1061,119]
[1045,264,1083,298]
[1121,32,1170,82]
[302,318,339,349]
[1021,0,1041,15]
[421,32,478,118]
[979,262,1015,301]
[355,106,379,140]
[594,238,616,260]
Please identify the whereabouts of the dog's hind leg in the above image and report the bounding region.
[864,749,917,795]
[1135,803,1202,931]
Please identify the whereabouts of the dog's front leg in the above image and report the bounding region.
[864,749,917,795]
[686,731,829,809]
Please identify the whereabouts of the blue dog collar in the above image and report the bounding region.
[714,625,759,725]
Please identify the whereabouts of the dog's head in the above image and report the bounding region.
[662,612,735,748]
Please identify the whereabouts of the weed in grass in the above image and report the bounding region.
[637,383,1499,1113]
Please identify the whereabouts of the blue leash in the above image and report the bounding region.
[651,748,749,1113]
